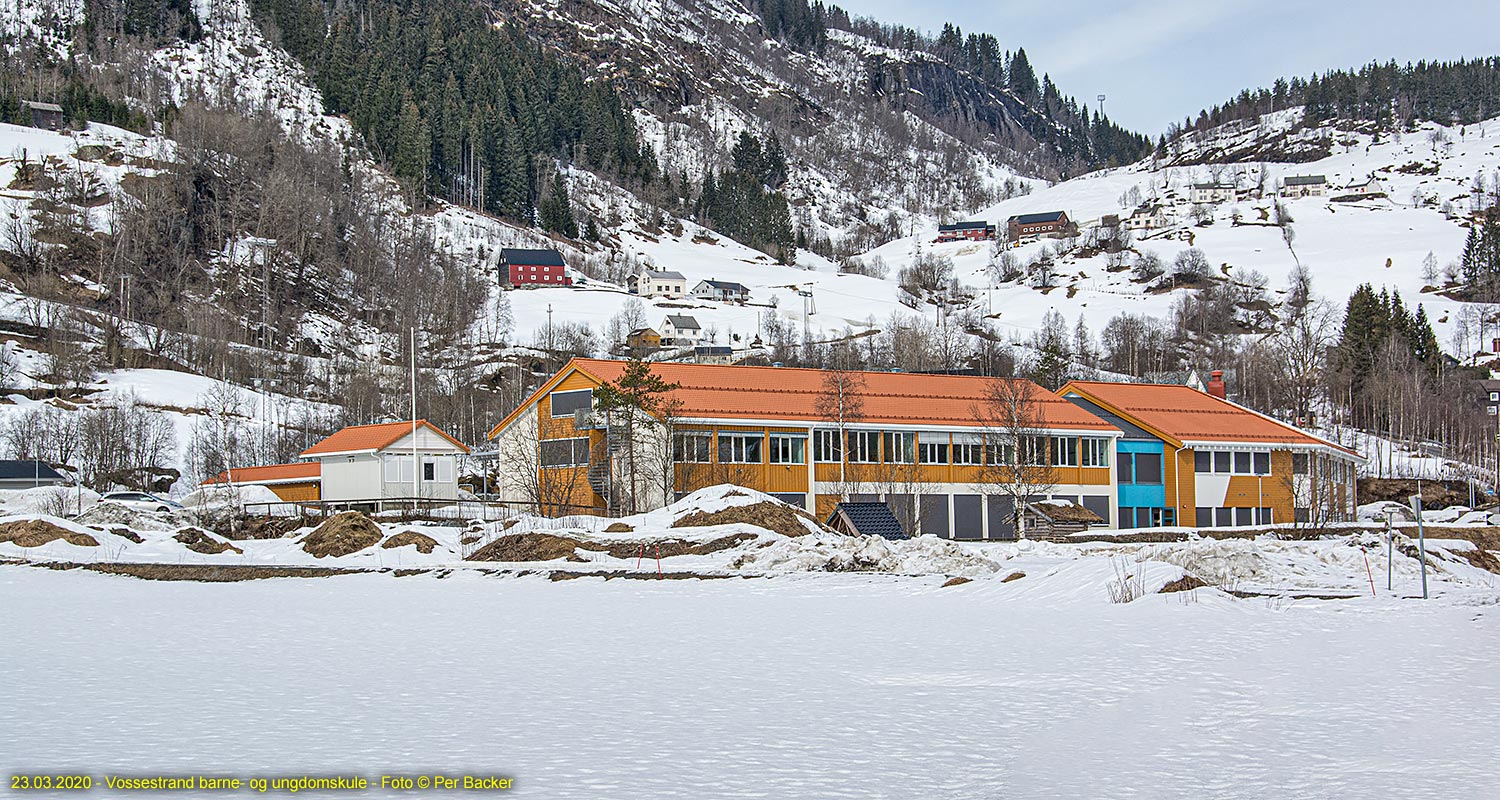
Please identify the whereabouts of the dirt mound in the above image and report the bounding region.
[941,576,972,587]
[1159,575,1209,593]
[1358,478,1469,508]
[174,528,243,555]
[1002,571,1026,583]
[383,531,438,554]
[301,512,383,558]
[107,527,144,543]
[218,515,316,541]
[467,531,757,563]
[0,519,99,548]
[673,501,824,537]
[604,522,634,533]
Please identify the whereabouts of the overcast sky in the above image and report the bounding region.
[834,0,1500,135]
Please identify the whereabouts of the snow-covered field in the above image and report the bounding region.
[1,562,1496,799]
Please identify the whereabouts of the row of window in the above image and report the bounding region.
[670,430,1111,467]
[1194,450,1272,476]
[1195,506,1273,527]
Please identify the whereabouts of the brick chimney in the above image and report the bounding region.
[1207,369,1227,399]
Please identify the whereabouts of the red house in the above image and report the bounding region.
[500,248,571,287]
[937,221,996,242]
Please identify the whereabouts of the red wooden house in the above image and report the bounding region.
[937,221,996,242]
[501,248,571,287]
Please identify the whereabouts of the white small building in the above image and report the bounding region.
[660,314,702,345]
[1122,203,1171,231]
[300,420,469,510]
[1343,176,1385,196]
[692,279,750,302]
[1280,175,1327,197]
[628,269,687,299]
[1190,183,1236,204]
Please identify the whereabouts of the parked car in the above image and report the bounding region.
[99,492,183,513]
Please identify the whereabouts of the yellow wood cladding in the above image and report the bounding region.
[537,372,602,441]
[270,482,320,503]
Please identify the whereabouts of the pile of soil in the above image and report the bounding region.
[174,528,243,555]
[467,531,757,562]
[382,531,438,554]
[0,519,99,548]
[1358,478,1471,508]
[219,515,316,541]
[107,527,144,543]
[603,522,634,533]
[1159,575,1210,593]
[673,501,825,538]
[941,576,972,587]
[1002,571,1026,583]
[301,512,383,558]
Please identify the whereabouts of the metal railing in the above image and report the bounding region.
[240,496,614,523]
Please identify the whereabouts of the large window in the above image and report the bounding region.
[882,432,914,464]
[769,434,806,465]
[1080,438,1109,468]
[952,437,983,465]
[847,431,880,463]
[540,437,591,467]
[1051,436,1078,467]
[986,440,1015,465]
[918,438,949,464]
[813,430,842,463]
[549,389,593,418]
[718,433,763,464]
[1020,435,1048,466]
[1134,452,1163,484]
[672,432,711,463]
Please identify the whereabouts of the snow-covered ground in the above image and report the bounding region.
[1,560,1496,798]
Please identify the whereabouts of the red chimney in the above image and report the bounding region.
[1207,369,1227,399]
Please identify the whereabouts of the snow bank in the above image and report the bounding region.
[0,486,97,517]
[731,533,1000,576]
[178,484,285,509]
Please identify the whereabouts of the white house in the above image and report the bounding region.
[1343,176,1385,196]
[628,269,687,299]
[1190,183,1236,204]
[692,279,750,302]
[1122,203,1171,231]
[660,314,702,345]
[1280,175,1327,197]
[300,420,469,510]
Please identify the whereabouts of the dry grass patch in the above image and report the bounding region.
[301,512,383,558]
[673,501,824,538]
[941,576,972,587]
[383,531,438,554]
[1001,571,1026,583]
[174,528,244,555]
[1159,574,1209,593]
[0,519,99,548]
[467,531,758,563]
[604,522,634,533]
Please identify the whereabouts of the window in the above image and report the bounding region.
[1196,507,1211,527]
[1292,453,1309,474]
[1256,507,1273,525]
[1253,452,1271,475]
[1134,452,1163,484]
[550,389,593,418]
[672,432,711,463]
[423,461,436,481]
[769,435,806,465]
[882,432,913,463]
[1020,435,1048,466]
[813,430,842,462]
[954,441,990,465]
[918,441,949,464]
[1195,451,1212,473]
[1051,437,1078,467]
[1234,452,1252,474]
[1080,438,1108,468]
[1214,507,1233,526]
[1490,391,1498,402]
[846,431,880,463]
[1235,507,1253,526]
[1212,452,1231,473]
[985,441,1015,465]
[719,433,762,464]
[540,437,590,467]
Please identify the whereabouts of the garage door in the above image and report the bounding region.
[953,494,983,539]
[919,495,950,538]
[986,495,1016,540]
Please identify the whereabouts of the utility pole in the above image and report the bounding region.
[1409,488,1429,600]
[797,289,814,362]
[411,327,419,514]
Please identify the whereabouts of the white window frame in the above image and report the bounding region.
[718,433,763,464]
[846,431,880,464]
[1080,438,1108,468]
[1050,436,1078,467]
[918,441,950,465]
[769,434,806,465]
[672,432,712,463]
[813,429,842,463]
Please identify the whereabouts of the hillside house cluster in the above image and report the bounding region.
[628,269,688,299]
[487,360,1360,538]
[937,221,997,242]
[1007,211,1071,243]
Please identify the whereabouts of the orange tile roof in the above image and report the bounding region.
[300,420,470,457]
[550,359,1115,432]
[1062,380,1348,451]
[202,462,320,486]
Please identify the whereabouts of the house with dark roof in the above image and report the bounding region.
[0,460,70,489]
[24,101,64,131]
[1007,211,1071,242]
[500,248,570,287]
[626,328,662,353]
[693,345,733,364]
[1279,175,1327,197]
[660,314,701,345]
[826,501,907,539]
[692,279,750,302]
[629,269,687,299]
[1190,183,1237,204]
[936,221,996,242]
